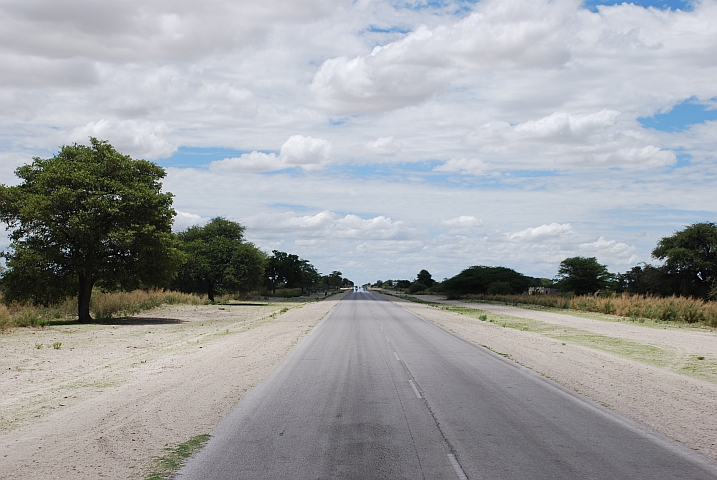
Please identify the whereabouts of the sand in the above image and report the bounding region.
[0,295,344,479]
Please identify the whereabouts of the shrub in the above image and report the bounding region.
[408,283,427,294]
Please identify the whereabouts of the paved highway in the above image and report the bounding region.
[177,291,717,479]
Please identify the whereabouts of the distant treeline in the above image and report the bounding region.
[377,222,717,301]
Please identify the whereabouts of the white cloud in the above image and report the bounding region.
[441,216,482,228]
[579,236,631,255]
[70,119,177,160]
[279,135,332,168]
[210,135,332,172]
[434,158,486,175]
[245,210,413,241]
[362,136,402,156]
[172,211,208,232]
[312,0,573,113]
[465,110,676,168]
[510,223,574,242]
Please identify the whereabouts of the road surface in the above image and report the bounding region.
[177,291,717,479]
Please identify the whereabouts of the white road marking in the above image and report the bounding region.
[447,454,468,480]
[393,351,400,361]
[386,336,390,343]
[409,380,421,398]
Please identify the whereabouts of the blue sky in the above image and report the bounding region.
[639,98,717,132]
[584,0,692,11]
[0,0,716,284]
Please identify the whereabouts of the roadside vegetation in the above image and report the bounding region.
[443,292,717,327]
[376,222,716,328]
[0,139,352,328]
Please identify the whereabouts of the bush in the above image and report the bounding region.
[408,283,427,294]
[442,266,535,295]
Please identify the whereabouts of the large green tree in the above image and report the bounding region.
[555,257,614,296]
[174,218,266,302]
[652,222,717,299]
[0,139,180,322]
[265,250,302,294]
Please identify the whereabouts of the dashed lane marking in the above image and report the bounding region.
[448,454,468,480]
[408,379,421,398]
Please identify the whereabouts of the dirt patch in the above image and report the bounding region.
[0,295,344,479]
[381,293,717,461]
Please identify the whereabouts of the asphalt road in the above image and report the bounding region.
[176,291,717,479]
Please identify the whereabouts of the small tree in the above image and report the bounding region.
[174,218,265,302]
[555,257,614,296]
[0,139,180,322]
[652,222,717,299]
[416,269,435,287]
[299,261,321,294]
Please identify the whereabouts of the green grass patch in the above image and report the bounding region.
[438,304,675,367]
[680,354,717,381]
[550,331,673,367]
[145,434,211,480]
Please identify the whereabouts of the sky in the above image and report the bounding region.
[0,0,715,285]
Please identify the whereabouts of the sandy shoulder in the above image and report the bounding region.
[380,293,717,461]
[0,295,344,480]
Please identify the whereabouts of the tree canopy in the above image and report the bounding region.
[416,269,435,287]
[174,218,265,302]
[0,138,180,322]
[555,257,614,296]
[442,266,535,295]
[652,222,717,299]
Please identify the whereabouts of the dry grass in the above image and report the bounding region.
[0,290,207,330]
[460,293,717,327]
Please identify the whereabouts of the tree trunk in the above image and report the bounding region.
[77,273,95,323]
[208,286,215,303]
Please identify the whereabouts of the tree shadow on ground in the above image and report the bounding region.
[46,317,185,326]
[95,317,186,325]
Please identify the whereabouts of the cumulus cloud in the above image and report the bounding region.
[172,211,208,232]
[279,135,332,168]
[210,135,332,172]
[466,110,620,146]
[70,119,177,159]
[245,210,414,241]
[361,136,402,156]
[312,0,573,113]
[510,223,574,242]
[465,110,676,168]
[579,236,631,255]
[434,158,487,175]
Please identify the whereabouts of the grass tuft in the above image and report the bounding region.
[145,434,211,480]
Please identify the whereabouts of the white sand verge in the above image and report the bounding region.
[0,295,343,480]
[381,293,717,461]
